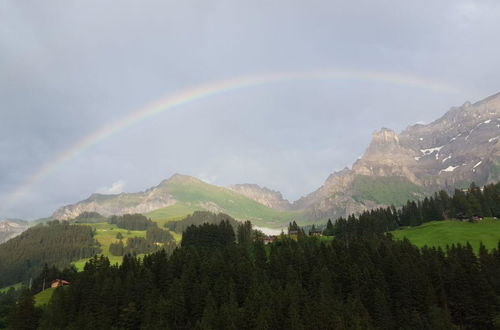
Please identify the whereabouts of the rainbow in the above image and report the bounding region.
[0,69,473,214]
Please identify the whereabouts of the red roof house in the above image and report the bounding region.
[50,279,70,288]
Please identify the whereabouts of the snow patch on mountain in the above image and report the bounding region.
[440,165,460,173]
[420,146,443,155]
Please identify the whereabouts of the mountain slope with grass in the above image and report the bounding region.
[54,174,299,228]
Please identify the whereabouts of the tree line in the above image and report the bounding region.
[108,214,157,231]
[165,211,240,234]
[324,182,500,239]
[108,217,176,257]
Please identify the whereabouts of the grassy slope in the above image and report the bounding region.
[145,180,299,228]
[72,222,178,270]
[146,203,199,227]
[0,282,23,293]
[391,218,500,252]
[34,287,56,307]
[351,175,426,206]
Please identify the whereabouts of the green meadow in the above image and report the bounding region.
[72,222,178,270]
[391,218,500,252]
[145,203,199,227]
[34,287,56,307]
[144,179,300,228]
[351,175,426,206]
[0,282,23,293]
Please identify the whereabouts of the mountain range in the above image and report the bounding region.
[49,91,500,227]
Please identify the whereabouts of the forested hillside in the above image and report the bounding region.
[11,223,500,329]
[165,211,240,234]
[0,221,100,287]
[2,182,500,329]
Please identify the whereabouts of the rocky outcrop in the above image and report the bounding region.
[52,176,180,220]
[352,128,419,183]
[397,92,500,188]
[294,91,500,220]
[229,184,292,210]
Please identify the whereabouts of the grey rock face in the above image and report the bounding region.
[295,92,500,220]
[397,92,500,187]
[52,176,179,220]
[229,184,292,210]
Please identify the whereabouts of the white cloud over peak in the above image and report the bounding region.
[98,180,126,195]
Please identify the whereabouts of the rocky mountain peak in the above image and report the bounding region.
[296,90,500,221]
[229,184,292,210]
[372,128,399,144]
[356,127,414,167]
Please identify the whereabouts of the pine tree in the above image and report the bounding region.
[237,220,253,245]
[323,219,335,236]
[7,290,39,330]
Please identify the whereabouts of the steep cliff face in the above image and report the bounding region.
[229,184,292,210]
[398,92,500,187]
[295,92,500,220]
[352,128,419,183]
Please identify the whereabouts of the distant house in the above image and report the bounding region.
[263,235,277,245]
[309,229,323,237]
[50,279,70,288]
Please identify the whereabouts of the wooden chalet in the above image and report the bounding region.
[50,279,70,288]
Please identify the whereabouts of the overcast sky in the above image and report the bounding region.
[1,0,500,219]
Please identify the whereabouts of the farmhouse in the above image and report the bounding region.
[309,228,323,237]
[263,235,277,245]
[50,279,70,288]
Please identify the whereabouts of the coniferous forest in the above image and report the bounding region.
[6,222,500,329]
[0,221,100,288]
[2,182,500,329]
[326,182,500,238]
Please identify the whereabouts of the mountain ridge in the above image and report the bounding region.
[295,91,500,220]
[52,173,299,228]
[50,91,500,224]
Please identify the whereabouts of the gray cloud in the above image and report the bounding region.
[1,0,499,219]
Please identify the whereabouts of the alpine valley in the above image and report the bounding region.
[50,91,500,227]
